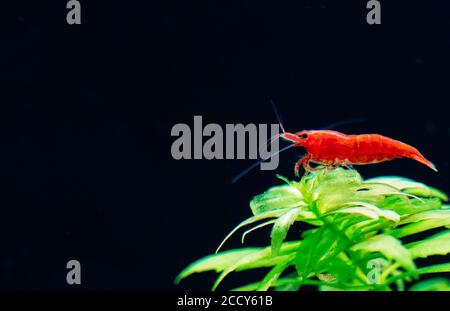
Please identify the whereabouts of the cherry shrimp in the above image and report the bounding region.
[281,129,437,177]
[231,102,437,183]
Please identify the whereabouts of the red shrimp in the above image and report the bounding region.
[281,130,437,176]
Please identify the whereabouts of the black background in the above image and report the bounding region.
[0,0,449,290]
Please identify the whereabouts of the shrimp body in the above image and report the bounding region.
[281,130,437,176]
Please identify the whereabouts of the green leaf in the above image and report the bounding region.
[387,263,450,286]
[301,169,363,213]
[250,185,304,215]
[418,263,450,274]
[276,174,297,187]
[256,261,291,291]
[407,230,450,258]
[399,210,450,225]
[236,253,295,271]
[328,206,379,219]
[406,188,448,202]
[215,208,291,253]
[365,176,448,201]
[212,243,297,290]
[176,241,300,286]
[391,210,450,238]
[365,176,429,191]
[317,256,358,287]
[295,227,348,278]
[327,201,400,223]
[347,219,395,242]
[392,219,450,238]
[271,208,304,254]
[409,278,450,291]
[235,241,301,272]
[241,220,276,244]
[175,248,259,284]
[232,276,329,291]
[351,235,416,272]
[381,196,441,216]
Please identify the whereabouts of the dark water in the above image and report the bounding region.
[0,1,449,290]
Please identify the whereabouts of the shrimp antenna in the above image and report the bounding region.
[230,143,294,184]
[320,117,366,130]
[270,99,285,133]
[230,100,291,184]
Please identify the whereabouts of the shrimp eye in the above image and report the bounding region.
[300,133,308,139]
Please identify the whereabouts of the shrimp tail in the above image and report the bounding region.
[408,153,438,172]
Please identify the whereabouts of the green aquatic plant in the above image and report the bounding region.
[176,168,450,291]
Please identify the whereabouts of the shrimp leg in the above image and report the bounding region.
[294,154,321,177]
[296,155,340,177]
